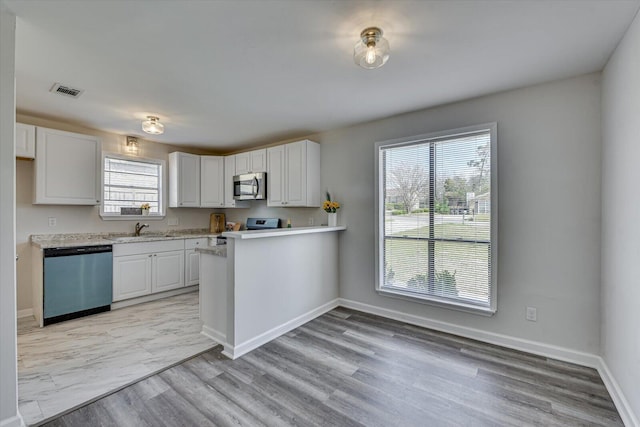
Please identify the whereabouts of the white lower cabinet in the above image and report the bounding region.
[185,238,207,286]
[112,253,152,301]
[112,240,186,302]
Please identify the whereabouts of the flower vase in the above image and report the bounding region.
[141,209,149,216]
[328,212,337,227]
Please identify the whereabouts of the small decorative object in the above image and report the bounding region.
[140,203,150,215]
[323,192,340,227]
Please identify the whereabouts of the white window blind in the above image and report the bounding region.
[102,155,163,216]
[377,124,496,313]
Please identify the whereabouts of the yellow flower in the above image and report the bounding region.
[323,198,340,213]
[141,203,150,210]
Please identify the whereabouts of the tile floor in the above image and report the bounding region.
[17,291,215,426]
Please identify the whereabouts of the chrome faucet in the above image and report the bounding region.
[134,222,149,236]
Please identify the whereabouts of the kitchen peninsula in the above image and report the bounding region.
[198,225,345,359]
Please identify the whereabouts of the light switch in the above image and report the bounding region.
[48,217,57,227]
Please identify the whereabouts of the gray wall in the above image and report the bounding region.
[602,10,640,420]
[317,74,603,354]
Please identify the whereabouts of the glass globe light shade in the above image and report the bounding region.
[353,28,390,69]
[142,116,164,135]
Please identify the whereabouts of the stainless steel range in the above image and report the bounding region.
[246,217,281,230]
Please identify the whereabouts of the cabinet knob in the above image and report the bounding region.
[148,255,152,258]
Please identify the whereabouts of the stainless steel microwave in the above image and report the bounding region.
[233,172,266,200]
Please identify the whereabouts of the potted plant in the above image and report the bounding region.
[140,203,150,216]
[323,192,340,226]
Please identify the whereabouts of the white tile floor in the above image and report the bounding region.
[17,291,215,426]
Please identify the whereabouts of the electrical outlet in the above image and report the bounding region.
[168,218,179,226]
[526,306,537,322]
[308,217,314,226]
[48,217,57,227]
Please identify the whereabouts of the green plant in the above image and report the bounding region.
[406,270,458,297]
[435,270,458,296]
[391,210,407,216]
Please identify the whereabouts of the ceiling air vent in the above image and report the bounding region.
[49,83,84,98]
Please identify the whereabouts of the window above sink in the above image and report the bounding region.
[100,153,166,220]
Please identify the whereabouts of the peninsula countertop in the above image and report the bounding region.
[222,225,346,240]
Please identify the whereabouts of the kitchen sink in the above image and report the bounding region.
[107,234,175,242]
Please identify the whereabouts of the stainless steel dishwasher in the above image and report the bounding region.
[43,245,113,326]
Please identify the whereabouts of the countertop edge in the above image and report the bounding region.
[222,226,346,240]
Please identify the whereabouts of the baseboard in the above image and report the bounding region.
[338,298,600,368]
[111,285,198,310]
[228,298,340,359]
[597,357,639,427]
[0,414,25,427]
[16,308,33,319]
[201,325,227,348]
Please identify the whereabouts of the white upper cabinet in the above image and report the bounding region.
[266,145,285,206]
[200,156,224,208]
[34,127,101,205]
[223,155,248,208]
[235,148,267,174]
[15,123,35,159]
[169,152,201,207]
[267,140,320,207]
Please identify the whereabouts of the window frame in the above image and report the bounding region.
[374,123,498,316]
[100,152,166,221]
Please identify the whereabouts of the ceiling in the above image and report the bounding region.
[5,0,640,152]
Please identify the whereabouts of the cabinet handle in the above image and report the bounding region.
[148,255,152,258]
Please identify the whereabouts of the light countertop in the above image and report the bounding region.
[222,225,346,240]
[31,229,220,249]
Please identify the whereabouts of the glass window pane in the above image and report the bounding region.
[103,156,162,214]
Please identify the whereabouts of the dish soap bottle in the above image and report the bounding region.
[287,218,292,228]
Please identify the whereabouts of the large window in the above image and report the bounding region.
[376,123,497,314]
[101,154,165,218]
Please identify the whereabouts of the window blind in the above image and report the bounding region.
[379,127,494,310]
[103,156,162,214]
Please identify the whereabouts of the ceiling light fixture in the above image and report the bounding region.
[353,27,390,69]
[142,116,164,135]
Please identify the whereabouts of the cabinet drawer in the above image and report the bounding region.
[185,238,208,250]
[113,239,185,257]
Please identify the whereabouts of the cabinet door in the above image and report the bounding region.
[250,149,267,172]
[223,155,248,208]
[169,152,200,207]
[185,249,200,286]
[200,156,224,207]
[16,123,35,159]
[267,145,286,207]
[234,152,251,175]
[223,155,237,207]
[285,141,307,206]
[153,250,185,292]
[113,254,152,302]
[34,127,100,205]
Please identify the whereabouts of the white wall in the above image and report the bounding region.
[602,9,640,423]
[15,114,219,311]
[318,74,603,355]
[0,4,22,427]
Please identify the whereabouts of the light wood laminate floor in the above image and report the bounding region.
[18,291,215,426]
[43,307,622,427]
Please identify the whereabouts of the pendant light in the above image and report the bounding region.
[353,27,390,69]
[142,116,164,135]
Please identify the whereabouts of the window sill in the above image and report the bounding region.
[100,214,165,221]
[377,286,496,317]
